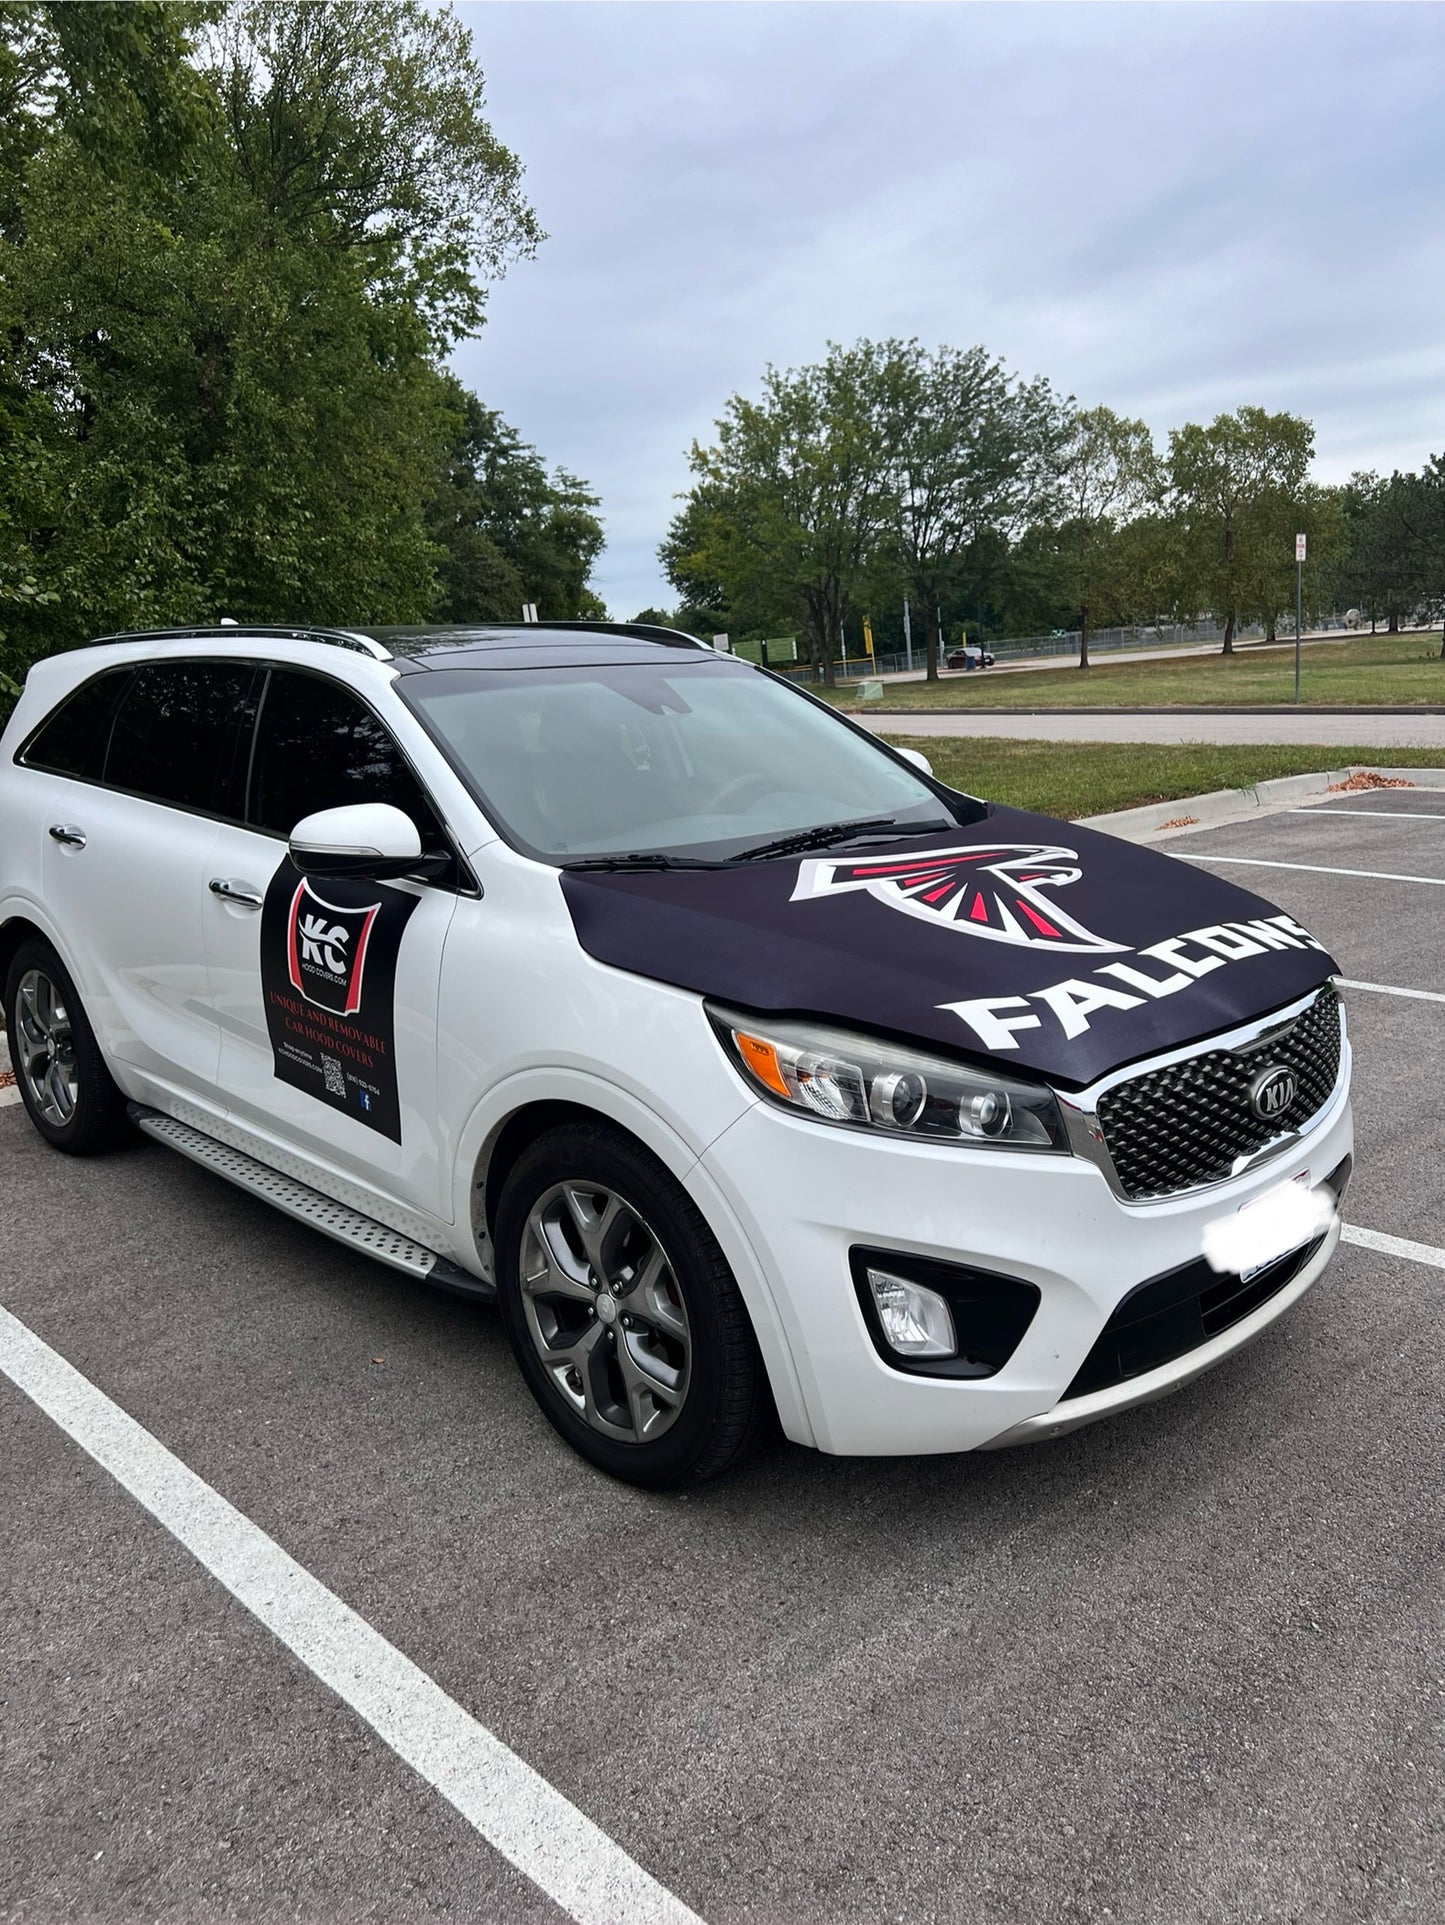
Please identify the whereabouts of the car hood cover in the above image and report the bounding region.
[559,805,1337,1088]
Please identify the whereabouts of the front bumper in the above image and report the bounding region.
[698,1052,1353,1457]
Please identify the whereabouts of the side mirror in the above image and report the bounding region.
[288,803,445,881]
[896,747,933,778]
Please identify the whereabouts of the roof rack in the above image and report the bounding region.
[521,620,713,650]
[361,620,713,654]
[79,624,393,662]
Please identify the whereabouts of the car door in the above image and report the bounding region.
[203,665,460,1222]
[31,659,256,1106]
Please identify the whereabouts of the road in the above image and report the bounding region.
[872,709,1445,747]
[3,791,1443,1924]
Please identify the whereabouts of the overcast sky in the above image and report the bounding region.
[451,1,1445,619]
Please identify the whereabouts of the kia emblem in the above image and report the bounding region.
[1249,1064,1298,1122]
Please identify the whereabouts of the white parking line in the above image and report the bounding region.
[1176,854,1445,886]
[1290,807,1445,821]
[0,1303,704,1925]
[1342,1225,1445,1271]
[1337,979,1445,1004]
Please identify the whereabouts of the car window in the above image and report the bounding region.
[248,669,448,852]
[104,662,255,813]
[18,668,132,780]
[402,659,967,861]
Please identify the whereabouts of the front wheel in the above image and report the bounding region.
[494,1122,771,1488]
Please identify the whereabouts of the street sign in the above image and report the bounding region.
[711,633,730,653]
[1295,534,1307,562]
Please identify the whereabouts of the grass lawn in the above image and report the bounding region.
[825,629,1445,712]
[884,735,1445,821]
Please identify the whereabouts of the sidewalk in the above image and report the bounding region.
[872,626,1394,686]
[869,710,1445,748]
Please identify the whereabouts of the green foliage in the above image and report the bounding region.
[429,382,604,621]
[664,338,1070,684]
[665,348,1436,675]
[1052,406,1163,665]
[0,1,601,692]
[881,340,1071,678]
[1165,407,1316,651]
[1329,467,1445,636]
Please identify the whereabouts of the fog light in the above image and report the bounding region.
[865,1267,957,1357]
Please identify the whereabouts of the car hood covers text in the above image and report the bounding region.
[559,805,1338,1088]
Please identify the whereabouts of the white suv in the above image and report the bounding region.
[0,622,1353,1486]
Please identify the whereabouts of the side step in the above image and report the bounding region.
[128,1105,495,1304]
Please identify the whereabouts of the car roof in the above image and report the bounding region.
[75,620,718,672]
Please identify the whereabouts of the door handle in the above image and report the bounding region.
[209,878,264,908]
[48,824,86,849]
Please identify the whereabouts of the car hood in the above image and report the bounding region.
[558,804,1337,1089]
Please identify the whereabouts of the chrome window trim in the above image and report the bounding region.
[1057,982,1348,1206]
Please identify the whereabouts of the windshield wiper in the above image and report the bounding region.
[731,817,950,864]
[560,853,727,872]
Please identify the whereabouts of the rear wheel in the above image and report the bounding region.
[4,938,127,1155]
[494,1121,771,1488]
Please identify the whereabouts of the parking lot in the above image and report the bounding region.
[2,787,1442,1925]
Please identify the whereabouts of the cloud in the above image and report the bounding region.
[452,1,1445,617]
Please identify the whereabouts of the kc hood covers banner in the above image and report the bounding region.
[260,865,420,1140]
[560,804,1337,1088]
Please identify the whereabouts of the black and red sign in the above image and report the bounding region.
[260,864,419,1140]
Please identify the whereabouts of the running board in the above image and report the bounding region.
[127,1105,494,1304]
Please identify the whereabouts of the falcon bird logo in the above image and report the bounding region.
[791,842,1127,954]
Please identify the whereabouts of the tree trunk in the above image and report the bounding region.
[1078,606,1090,671]
[808,592,839,688]
[1265,615,1277,644]
[1438,613,1444,660]
[1387,611,1400,634]
[925,603,940,682]
[1221,610,1235,656]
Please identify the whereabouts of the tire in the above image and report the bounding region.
[4,937,128,1155]
[494,1121,772,1489]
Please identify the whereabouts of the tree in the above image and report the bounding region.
[1054,407,1161,667]
[203,0,542,347]
[665,344,896,687]
[0,1,577,693]
[1234,481,1345,642]
[1167,408,1314,652]
[428,383,604,621]
[881,341,1070,680]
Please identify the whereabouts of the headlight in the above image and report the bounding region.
[708,1004,1067,1151]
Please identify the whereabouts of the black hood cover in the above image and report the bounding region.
[560,804,1337,1089]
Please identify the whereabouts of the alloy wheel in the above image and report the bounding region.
[519,1181,691,1444]
[13,967,80,1128]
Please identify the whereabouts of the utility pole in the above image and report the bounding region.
[1294,533,1306,703]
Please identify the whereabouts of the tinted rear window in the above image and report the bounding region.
[19,669,131,779]
[104,662,254,813]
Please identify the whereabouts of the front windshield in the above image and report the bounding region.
[402,658,971,862]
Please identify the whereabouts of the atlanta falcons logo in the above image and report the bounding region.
[791,842,1127,953]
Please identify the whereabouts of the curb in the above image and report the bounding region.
[1077,767,1445,843]
[864,705,1445,720]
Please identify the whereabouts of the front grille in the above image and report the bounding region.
[1097,985,1342,1200]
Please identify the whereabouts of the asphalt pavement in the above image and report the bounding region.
[3,791,1442,1925]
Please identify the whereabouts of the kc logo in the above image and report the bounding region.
[297,912,351,977]
[791,841,1127,955]
[285,880,382,1015]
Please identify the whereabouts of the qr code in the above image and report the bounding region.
[321,1055,346,1098]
